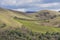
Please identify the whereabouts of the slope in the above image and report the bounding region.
[0,8,25,28]
[15,10,60,33]
[0,8,60,33]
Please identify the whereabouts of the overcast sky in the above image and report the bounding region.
[0,0,60,11]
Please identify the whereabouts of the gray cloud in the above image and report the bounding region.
[0,0,60,11]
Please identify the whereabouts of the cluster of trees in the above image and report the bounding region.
[0,26,60,40]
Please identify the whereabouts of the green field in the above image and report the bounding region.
[15,19,60,33]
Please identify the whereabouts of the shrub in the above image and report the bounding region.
[0,23,6,28]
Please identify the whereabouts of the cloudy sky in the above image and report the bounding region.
[0,0,60,11]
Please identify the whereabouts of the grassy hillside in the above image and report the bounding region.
[0,8,60,40]
[25,10,60,26]
[15,18,60,33]
[0,8,60,32]
[13,10,60,33]
[0,8,33,27]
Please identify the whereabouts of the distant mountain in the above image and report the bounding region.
[26,11,37,13]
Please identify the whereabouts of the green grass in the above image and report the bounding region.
[16,19,60,33]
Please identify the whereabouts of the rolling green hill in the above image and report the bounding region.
[0,8,60,32]
[0,8,60,40]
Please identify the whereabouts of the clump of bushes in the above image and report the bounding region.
[0,23,6,28]
[0,26,60,40]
